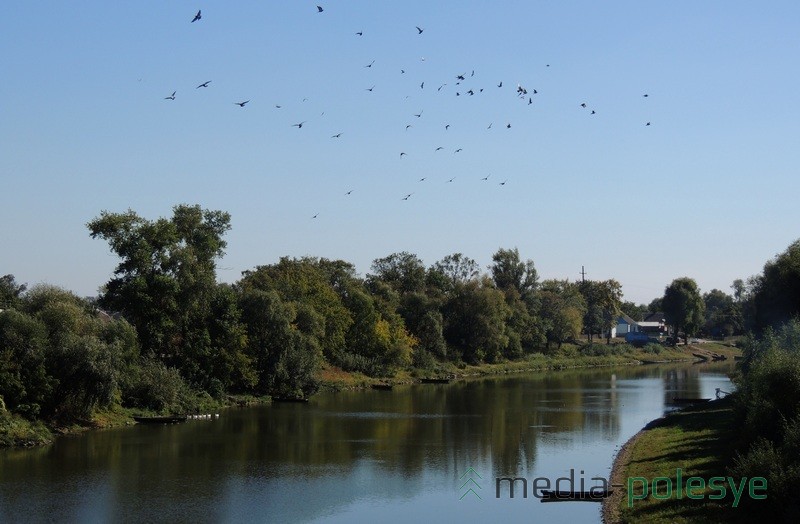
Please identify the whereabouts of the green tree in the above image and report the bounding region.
[702,288,739,338]
[431,253,480,289]
[442,278,510,363]
[368,252,427,295]
[0,275,26,309]
[87,205,231,364]
[489,247,538,300]
[539,280,585,350]
[578,280,622,343]
[0,310,52,418]
[619,301,648,322]
[238,289,321,398]
[662,277,705,345]
[750,239,800,332]
[239,257,353,366]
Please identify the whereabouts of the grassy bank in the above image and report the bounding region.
[604,397,754,524]
[318,341,703,390]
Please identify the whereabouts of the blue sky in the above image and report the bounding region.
[2,1,799,304]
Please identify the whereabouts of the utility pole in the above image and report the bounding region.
[580,266,587,283]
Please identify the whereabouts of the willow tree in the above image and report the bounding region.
[662,277,705,345]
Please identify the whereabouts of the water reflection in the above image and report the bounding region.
[0,362,735,523]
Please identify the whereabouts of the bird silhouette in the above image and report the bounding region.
[401,69,405,74]
[419,177,426,182]
[445,124,450,130]
[196,81,211,89]
[643,94,649,97]
[438,84,447,91]
[164,91,176,100]
[506,123,511,128]
[528,98,532,105]
[312,213,319,219]
[499,180,507,186]
[487,123,492,129]
[292,121,306,128]
[454,148,462,153]
[402,193,413,200]
[467,89,474,96]
[400,152,407,157]
[406,125,412,130]
[420,82,424,89]
[365,60,375,68]
[456,74,466,81]
[591,110,596,114]
[191,10,201,23]
[414,111,423,118]
[497,81,503,88]
[580,103,587,108]
[345,190,353,195]
[481,174,490,180]
[366,85,375,92]
[331,133,342,138]
[356,31,363,36]
[446,177,455,183]
[416,26,424,34]
[317,6,324,13]
[646,122,651,126]
[235,100,249,107]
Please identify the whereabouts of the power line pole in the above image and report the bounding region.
[580,266,587,283]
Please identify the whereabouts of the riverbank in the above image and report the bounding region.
[318,340,739,391]
[603,396,744,523]
[1,341,738,449]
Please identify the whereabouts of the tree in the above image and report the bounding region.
[0,275,26,309]
[368,252,427,295]
[662,277,705,345]
[578,280,622,343]
[431,253,480,289]
[442,277,510,363]
[238,289,321,398]
[489,247,538,300]
[539,280,585,350]
[619,301,648,322]
[239,257,353,367]
[750,239,800,332]
[702,289,739,338]
[87,205,230,358]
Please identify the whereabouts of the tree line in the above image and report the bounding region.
[1,205,798,427]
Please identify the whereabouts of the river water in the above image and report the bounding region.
[0,362,735,523]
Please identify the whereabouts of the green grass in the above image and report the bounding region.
[610,397,754,523]
[0,410,53,447]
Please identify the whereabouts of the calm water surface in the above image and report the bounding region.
[0,362,735,523]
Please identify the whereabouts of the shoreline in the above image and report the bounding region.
[2,344,738,449]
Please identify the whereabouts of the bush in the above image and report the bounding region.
[123,358,193,413]
[642,343,663,355]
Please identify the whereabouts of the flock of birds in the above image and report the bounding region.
[163,7,652,220]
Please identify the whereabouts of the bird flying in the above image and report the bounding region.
[164,91,176,100]
[196,81,211,89]
[234,100,249,107]
[416,26,424,34]
[292,121,306,128]
[191,10,201,23]
[317,6,324,13]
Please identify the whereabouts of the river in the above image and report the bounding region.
[0,362,735,523]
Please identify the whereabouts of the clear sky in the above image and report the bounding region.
[2,1,799,305]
